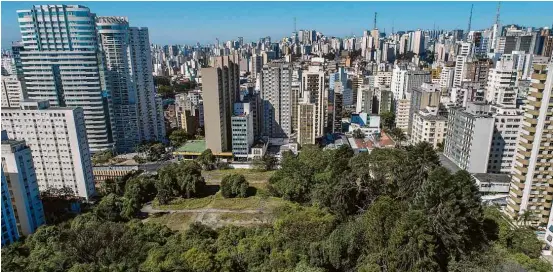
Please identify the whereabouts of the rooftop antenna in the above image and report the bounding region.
[392,19,395,35]
[294,17,297,33]
[374,12,377,29]
[466,4,473,41]
[495,2,501,25]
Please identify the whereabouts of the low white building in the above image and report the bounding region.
[472,173,511,194]
[1,100,96,200]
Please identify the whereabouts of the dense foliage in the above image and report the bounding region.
[220,174,249,198]
[91,149,114,165]
[2,142,550,272]
[157,160,206,204]
[168,129,192,147]
[253,154,278,171]
[136,141,168,162]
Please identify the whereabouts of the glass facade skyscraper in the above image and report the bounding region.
[16,5,114,152]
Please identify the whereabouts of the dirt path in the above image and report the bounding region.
[141,203,267,214]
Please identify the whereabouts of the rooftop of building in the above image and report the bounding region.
[2,100,80,112]
[348,131,395,150]
[252,141,266,149]
[418,113,448,121]
[472,173,511,184]
[1,139,25,147]
[439,154,461,173]
[174,140,207,154]
[96,16,128,24]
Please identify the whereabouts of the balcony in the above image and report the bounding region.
[522,134,534,141]
[532,73,547,80]
[513,173,526,182]
[515,165,528,174]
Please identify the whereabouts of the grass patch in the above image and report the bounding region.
[153,197,213,210]
[211,193,262,210]
[202,169,275,183]
[210,192,288,211]
[145,213,194,232]
[219,213,268,222]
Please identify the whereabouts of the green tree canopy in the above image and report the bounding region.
[221,174,249,198]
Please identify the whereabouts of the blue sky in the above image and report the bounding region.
[2,1,553,49]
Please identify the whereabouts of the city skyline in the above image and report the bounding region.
[2,1,553,49]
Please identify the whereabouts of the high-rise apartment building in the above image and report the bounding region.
[373,87,393,114]
[1,74,23,108]
[439,65,455,91]
[391,65,431,101]
[487,105,523,174]
[1,100,96,200]
[411,30,425,55]
[301,66,327,137]
[291,80,301,134]
[486,55,518,106]
[231,102,254,160]
[17,5,114,152]
[128,27,166,144]
[297,103,316,146]
[331,84,344,133]
[356,86,373,113]
[251,54,263,77]
[444,103,495,173]
[1,169,19,246]
[97,17,139,152]
[1,133,45,238]
[465,58,493,88]
[260,62,292,138]
[375,71,392,88]
[453,42,472,87]
[202,55,240,153]
[395,99,411,132]
[410,106,447,149]
[507,63,553,232]
[408,83,441,133]
[390,65,408,101]
[497,35,536,54]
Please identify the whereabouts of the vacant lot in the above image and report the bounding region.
[144,213,194,232]
[151,191,286,212]
[145,182,287,231]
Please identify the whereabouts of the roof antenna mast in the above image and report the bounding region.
[374,12,377,29]
[495,2,501,25]
[466,4,473,41]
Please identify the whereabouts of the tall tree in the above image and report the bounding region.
[197,149,216,170]
[169,129,189,147]
[380,111,396,129]
[221,174,249,198]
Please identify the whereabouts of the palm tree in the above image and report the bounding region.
[390,127,406,146]
[517,210,536,226]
